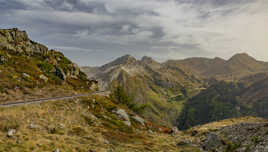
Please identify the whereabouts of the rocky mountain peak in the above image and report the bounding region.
[101,54,137,69]
[141,56,155,63]
[120,54,136,63]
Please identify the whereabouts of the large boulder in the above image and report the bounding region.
[113,109,131,126]
[7,129,16,138]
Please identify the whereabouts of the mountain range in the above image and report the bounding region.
[82,52,268,127]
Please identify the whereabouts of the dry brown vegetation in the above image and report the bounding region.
[0,95,201,152]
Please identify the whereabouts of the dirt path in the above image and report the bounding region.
[0,91,109,107]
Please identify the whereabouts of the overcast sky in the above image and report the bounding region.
[1,0,268,66]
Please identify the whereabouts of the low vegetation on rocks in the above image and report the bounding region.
[0,28,97,103]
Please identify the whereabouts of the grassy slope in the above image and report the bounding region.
[113,70,199,127]
[0,49,94,103]
[0,95,201,152]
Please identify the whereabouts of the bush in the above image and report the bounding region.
[38,62,54,73]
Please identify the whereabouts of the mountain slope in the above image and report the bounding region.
[82,55,203,126]
[0,94,190,152]
[177,78,268,130]
[0,28,97,103]
[82,53,268,127]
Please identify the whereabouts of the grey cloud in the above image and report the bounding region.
[1,0,268,65]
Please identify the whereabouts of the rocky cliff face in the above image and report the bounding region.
[0,28,48,55]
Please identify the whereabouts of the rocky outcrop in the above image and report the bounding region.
[0,28,98,91]
[0,28,49,55]
[200,122,268,152]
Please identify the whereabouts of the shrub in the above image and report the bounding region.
[37,62,54,73]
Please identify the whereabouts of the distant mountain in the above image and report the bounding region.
[82,53,268,127]
[0,28,97,103]
[165,53,268,81]
[82,55,203,126]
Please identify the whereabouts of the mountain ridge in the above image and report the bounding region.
[82,53,268,126]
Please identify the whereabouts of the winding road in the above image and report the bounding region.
[0,91,109,108]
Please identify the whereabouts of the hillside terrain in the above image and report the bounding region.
[177,78,268,130]
[82,55,203,126]
[0,93,266,152]
[0,95,189,152]
[0,28,97,103]
[0,28,190,152]
[82,53,268,127]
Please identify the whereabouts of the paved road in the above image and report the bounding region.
[0,91,109,108]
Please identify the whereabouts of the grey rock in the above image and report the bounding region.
[0,56,7,64]
[28,123,40,129]
[132,115,145,126]
[59,123,65,129]
[172,127,179,135]
[148,129,154,134]
[39,74,48,82]
[202,133,223,151]
[22,73,31,79]
[113,109,131,126]
[7,129,16,137]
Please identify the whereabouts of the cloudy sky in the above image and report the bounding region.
[1,0,268,66]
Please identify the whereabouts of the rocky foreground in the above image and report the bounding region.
[183,117,268,152]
